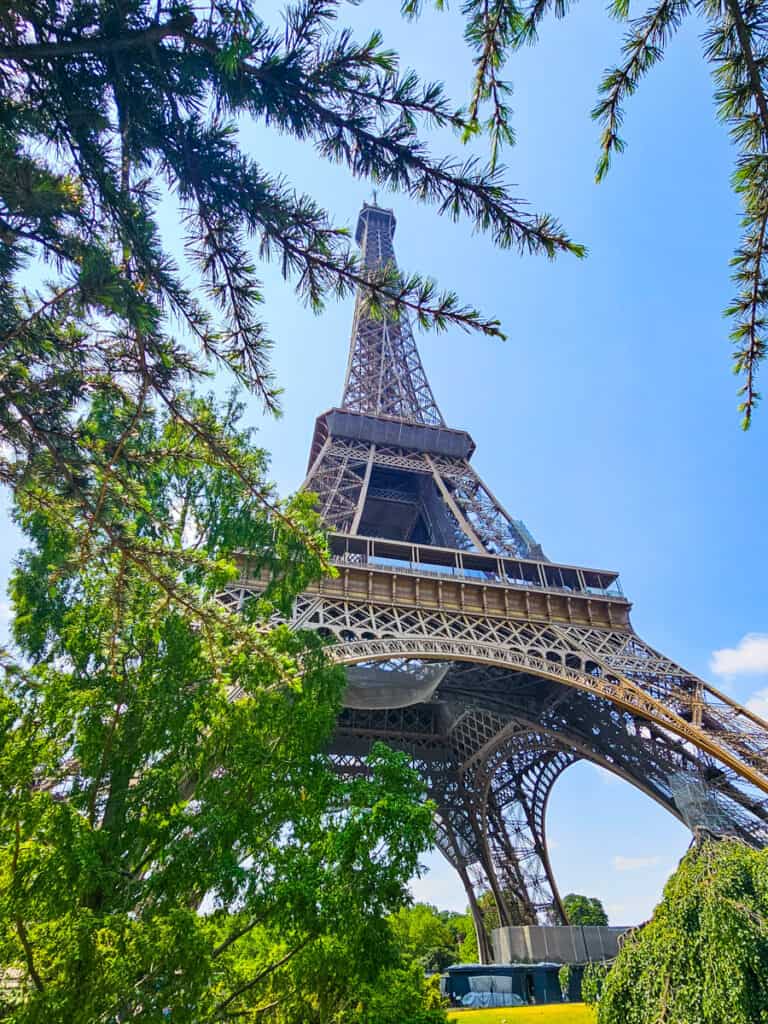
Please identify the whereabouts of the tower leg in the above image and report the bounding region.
[483,794,538,925]
[433,814,494,964]
[472,740,575,925]
[457,861,494,965]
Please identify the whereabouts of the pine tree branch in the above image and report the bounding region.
[0,15,196,61]
[742,207,767,428]
[468,1,502,125]
[728,203,768,427]
[343,83,467,132]
[152,17,576,256]
[513,0,561,46]
[723,0,768,141]
[592,0,690,181]
[0,283,79,343]
[293,92,579,255]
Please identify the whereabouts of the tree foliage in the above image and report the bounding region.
[0,0,585,597]
[456,914,481,964]
[410,0,768,426]
[345,963,447,1024]
[204,924,447,1024]
[582,961,609,1006]
[563,892,609,926]
[0,397,435,1023]
[597,836,768,1024]
[389,903,458,973]
[558,963,573,1000]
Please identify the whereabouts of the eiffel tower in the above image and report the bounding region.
[228,201,768,962]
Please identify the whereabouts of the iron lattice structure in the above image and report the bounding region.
[227,202,768,961]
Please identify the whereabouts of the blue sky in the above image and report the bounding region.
[4,1,768,926]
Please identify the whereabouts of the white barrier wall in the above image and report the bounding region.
[491,925,627,964]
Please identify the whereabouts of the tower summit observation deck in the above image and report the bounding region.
[229,201,768,962]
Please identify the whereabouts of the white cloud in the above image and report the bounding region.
[0,601,10,623]
[747,688,768,722]
[711,634,768,677]
[613,855,662,872]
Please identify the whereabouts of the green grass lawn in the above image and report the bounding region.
[449,1003,594,1024]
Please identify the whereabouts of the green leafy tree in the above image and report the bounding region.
[346,962,447,1024]
[0,396,434,1023]
[558,963,573,1000]
[597,837,768,1023]
[582,962,609,1006]
[406,0,768,426]
[0,0,584,595]
[457,914,481,963]
[563,892,610,926]
[207,924,447,1024]
[389,903,457,972]
[440,910,473,963]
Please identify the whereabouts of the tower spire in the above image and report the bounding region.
[305,200,543,559]
[341,203,444,425]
